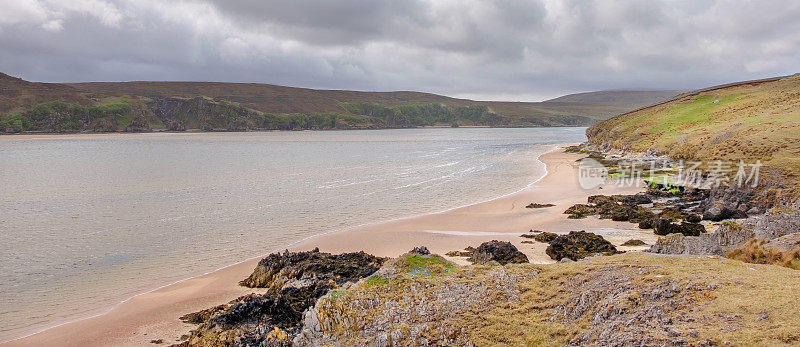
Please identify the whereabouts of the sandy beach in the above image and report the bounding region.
[5,145,651,346]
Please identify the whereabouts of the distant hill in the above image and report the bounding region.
[0,73,681,133]
[0,72,96,114]
[545,90,685,104]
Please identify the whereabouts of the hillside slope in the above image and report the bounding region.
[69,81,670,122]
[0,73,95,114]
[587,74,800,198]
[545,90,685,104]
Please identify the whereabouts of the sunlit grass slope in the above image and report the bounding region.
[587,75,800,196]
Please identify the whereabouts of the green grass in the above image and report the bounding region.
[365,276,391,285]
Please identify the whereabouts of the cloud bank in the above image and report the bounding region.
[1,0,798,100]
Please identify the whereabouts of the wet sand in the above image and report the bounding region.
[5,145,651,346]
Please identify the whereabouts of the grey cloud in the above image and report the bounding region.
[0,0,799,100]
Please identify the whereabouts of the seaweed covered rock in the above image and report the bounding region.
[565,194,655,224]
[240,248,385,289]
[653,219,705,236]
[621,239,647,246]
[526,203,555,208]
[533,232,559,243]
[468,240,529,265]
[546,231,619,261]
[520,231,559,243]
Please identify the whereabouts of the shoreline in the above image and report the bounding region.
[5,144,650,346]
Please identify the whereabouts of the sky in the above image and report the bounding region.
[0,0,799,101]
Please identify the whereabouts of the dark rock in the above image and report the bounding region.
[653,219,705,236]
[534,232,559,243]
[620,193,653,205]
[702,204,747,221]
[410,246,430,255]
[686,214,702,223]
[210,294,301,329]
[621,239,647,246]
[545,231,619,261]
[565,194,655,224]
[526,203,555,208]
[468,240,529,265]
[639,218,655,229]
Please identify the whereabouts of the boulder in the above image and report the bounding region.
[703,204,747,221]
[468,240,529,265]
[545,231,619,261]
[653,219,705,236]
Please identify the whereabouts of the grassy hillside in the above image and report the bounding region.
[305,253,800,346]
[0,72,681,133]
[587,74,800,197]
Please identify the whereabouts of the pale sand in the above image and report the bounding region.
[5,146,651,346]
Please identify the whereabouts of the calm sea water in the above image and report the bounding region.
[0,128,586,340]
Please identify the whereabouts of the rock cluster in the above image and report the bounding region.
[651,210,800,258]
[177,248,385,346]
[467,240,529,265]
[240,248,384,288]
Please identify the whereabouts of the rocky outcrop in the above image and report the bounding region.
[650,210,800,256]
[550,264,717,346]
[177,249,385,346]
[468,240,529,265]
[295,259,536,346]
[546,231,619,261]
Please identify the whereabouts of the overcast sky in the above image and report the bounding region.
[1,0,799,100]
